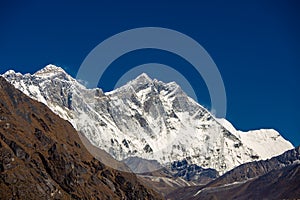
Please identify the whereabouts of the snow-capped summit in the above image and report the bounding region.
[4,69,23,77]
[3,69,16,75]
[34,64,65,75]
[133,72,152,83]
[33,64,74,81]
[107,73,153,95]
[2,65,294,174]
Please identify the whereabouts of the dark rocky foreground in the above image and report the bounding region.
[0,77,162,200]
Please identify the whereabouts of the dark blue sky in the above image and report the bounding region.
[0,0,299,146]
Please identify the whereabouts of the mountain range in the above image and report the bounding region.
[2,65,293,175]
[1,64,299,199]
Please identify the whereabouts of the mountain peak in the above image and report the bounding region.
[133,73,153,83]
[3,69,16,75]
[3,69,23,77]
[34,64,67,77]
[118,73,154,92]
[137,72,151,79]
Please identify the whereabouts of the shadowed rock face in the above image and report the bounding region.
[0,77,162,200]
[169,159,219,184]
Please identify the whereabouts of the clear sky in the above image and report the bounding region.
[0,0,299,146]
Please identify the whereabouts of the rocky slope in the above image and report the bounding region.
[3,65,294,174]
[0,77,161,199]
[167,146,300,199]
[206,145,300,187]
[190,164,300,200]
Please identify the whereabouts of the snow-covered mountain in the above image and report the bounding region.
[2,65,294,174]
